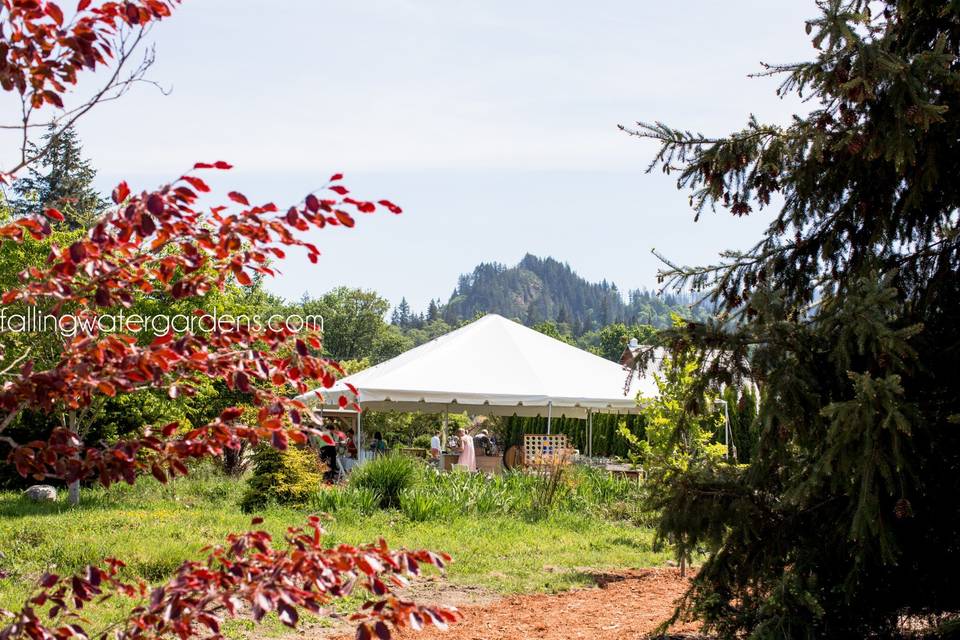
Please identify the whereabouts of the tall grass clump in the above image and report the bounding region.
[310,485,380,516]
[399,488,457,522]
[348,453,422,508]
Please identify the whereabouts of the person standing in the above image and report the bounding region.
[370,431,387,457]
[456,428,476,472]
[430,429,442,465]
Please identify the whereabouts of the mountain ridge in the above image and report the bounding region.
[393,254,711,334]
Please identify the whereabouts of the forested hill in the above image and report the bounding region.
[396,254,711,335]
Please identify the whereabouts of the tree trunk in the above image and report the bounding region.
[68,410,80,506]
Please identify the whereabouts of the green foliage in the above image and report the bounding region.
[240,446,323,513]
[411,434,433,449]
[399,487,459,522]
[531,320,575,345]
[297,287,410,362]
[591,322,658,360]
[632,2,960,636]
[309,485,380,516]
[347,453,422,508]
[636,346,726,474]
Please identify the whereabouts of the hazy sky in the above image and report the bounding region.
[5,1,819,311]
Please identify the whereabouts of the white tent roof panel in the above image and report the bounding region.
[296,314,662,417]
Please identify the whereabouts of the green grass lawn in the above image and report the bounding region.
[0,469,668,637]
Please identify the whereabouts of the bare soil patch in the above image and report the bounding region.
[311,567,699,640]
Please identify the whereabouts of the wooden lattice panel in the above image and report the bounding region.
[523,434,570,467]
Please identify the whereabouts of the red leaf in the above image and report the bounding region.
[377,200,403,214]
[77,0,92,10]
[228,191,250,206]
[251,516,264,525]
[139,213,156,236]
[150,464,167,483]
[329,185,349,195]
[329,173,343,181]
[125,2,140,23]
[151,331,174,347]
[95,286,111,307]
[97,381,116,397]
[373,622,390,640]
[235,269,252,286]
[161,422,179,437]
[221,407,244,421]
[68,242,86,262]
[278,602,298,627]
[338,396,349,409]
[44,91,64,108]
[112,181,130,204]
[45,2,64,24]
[214,160,233,169]
[305,194,320,213]
[271,430,288,451]
[45,208,64,221]
[334,210,355,228]
[147,194,165,215]
[181,175,210,192]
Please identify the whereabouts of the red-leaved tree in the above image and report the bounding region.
[0,2,457,639]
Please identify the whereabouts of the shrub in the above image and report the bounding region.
[411,434,432,449]
[240,445,323,513]
[348,453,422,509]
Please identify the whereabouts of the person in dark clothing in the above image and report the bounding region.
[319,442,338,483]
[370,431,387,456]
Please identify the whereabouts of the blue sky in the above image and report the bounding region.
[7,1,818,312]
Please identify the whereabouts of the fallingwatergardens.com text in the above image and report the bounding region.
[0,307,323,338]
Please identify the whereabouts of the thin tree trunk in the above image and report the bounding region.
[68,410,80,506]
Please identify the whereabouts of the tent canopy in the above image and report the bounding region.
[295,314,660,418]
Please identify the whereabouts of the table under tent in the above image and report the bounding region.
[294,313,662,470]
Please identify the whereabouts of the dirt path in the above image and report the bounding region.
[314,568,699,640]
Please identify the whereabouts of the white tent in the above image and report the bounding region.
[295,314,663,457]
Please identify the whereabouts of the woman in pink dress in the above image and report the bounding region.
[456,428,476,472]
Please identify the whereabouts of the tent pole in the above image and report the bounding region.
[587,409,593,459]
[442,405,449,472]
[356,410,363,464]
[547,401,552,434]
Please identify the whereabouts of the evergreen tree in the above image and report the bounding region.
[12,125,107,229]
[426,298,440,322]
[390,297,413,327]
[629,2,960,637]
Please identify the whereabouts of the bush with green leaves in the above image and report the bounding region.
[347,452,423,509]
[239,445,323,513]
[411,433,433,449]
